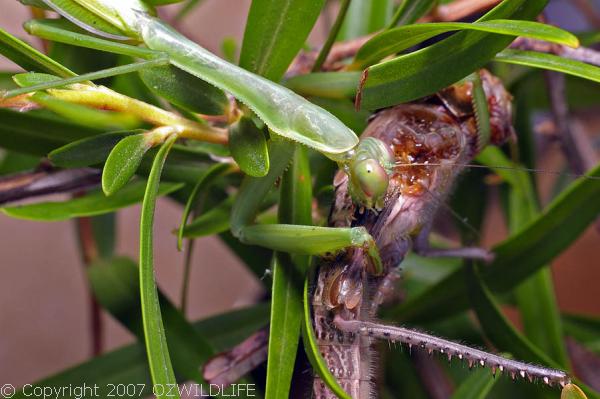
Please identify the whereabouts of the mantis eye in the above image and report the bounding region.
[351,159,389,205]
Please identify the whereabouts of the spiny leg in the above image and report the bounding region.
[333,315,570,387]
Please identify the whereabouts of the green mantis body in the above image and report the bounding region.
[24,0,396,273]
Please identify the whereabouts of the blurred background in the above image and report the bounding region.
[0,0,599,389]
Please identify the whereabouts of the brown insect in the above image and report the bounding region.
[204,70,570,399]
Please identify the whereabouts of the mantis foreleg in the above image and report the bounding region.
[230,140,383,275]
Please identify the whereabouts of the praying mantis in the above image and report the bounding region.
[203,70,573,399]
[8,0,586,277]
[2,1,597,398]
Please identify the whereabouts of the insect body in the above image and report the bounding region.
[311,70,567,399]
[36,0,393,210]
[14,3,577,397]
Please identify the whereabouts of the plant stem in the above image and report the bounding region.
[180,238,195,315]
[75,212,103,356]
[48,86,228,144]
[312,0,352,72]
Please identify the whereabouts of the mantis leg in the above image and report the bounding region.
[203,311,571,389]
[5,57,169,98]
[231,140,383,275]
[333,315,570,387]
[237,224,382,274]
[5,20,169,98]
[369,267,401,316]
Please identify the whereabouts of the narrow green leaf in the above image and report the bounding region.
[0,72,17,89]
[5,57,169,99]
[230,139,294,237]
[312,0,352,72]
[11,345,153,399]
[284,71,361,99]
[23,19,158,60]
[390,161,600,323]
[301,269,351,399]
[219,230,273,280]
[102,133,153,196]
[485,161,600,293]
[19,0,52,10]
[0,108,103,156]
[139,65,227,115]
[354,20,579,69]
[1,181,182,221]
[358,0,548,109]
[90,213,116,259]
[221,37,238,63]
[310,97,370,133]
[465,265,600,399]
[49,131,139,168]
[181,197,233,238]
[266,253,303,399]
[229,116,269,177]
[388,0,436,28]
[0,27,74,77]
[177,162,232,249]
[563,313,600,352]
[49,131,221,169]
[89,256,211,385]
[469,72,491,148]
[12,72,69,87]
[39,0,131,39]
[449,368,498,399]
[139,134,179,399]
[239,0,326,81]
[495,49,600,83]
[465,262,558,366]
[0,152,39,174]
[266,145,312,399]
[338,0,393,40]
[10,302,269,399]
[490,100,568,367]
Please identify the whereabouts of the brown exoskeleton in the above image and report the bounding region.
[311,69,570,398]
[204,70,571,399]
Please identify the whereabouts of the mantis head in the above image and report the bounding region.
[345,137,394,210]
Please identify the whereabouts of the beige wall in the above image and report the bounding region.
[0,0,264,387]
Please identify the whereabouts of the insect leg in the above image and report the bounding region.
[412,226,494,262]
[369,267,402,316]
[238,224,383,275]
[334,315,570,387]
